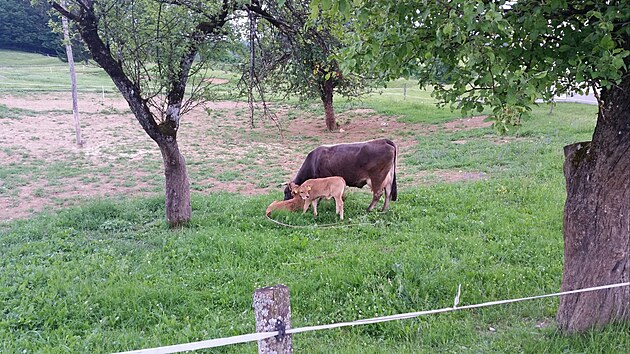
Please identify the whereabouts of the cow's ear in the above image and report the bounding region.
[307,186,312,191]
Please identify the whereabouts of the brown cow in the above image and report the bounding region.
[293,176,346,220]
[284,139,397,211]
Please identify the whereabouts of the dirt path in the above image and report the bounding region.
[0,93,491,221]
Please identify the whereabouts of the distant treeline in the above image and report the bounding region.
[0,0,88,61]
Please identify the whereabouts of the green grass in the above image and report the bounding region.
[2,180,628,353]
[0,103,39,120]
[0,49,239,95]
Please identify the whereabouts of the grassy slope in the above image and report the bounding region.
[1,51,629,353]
[0,49,236,96]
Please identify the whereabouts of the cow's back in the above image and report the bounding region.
[285,139,397,201]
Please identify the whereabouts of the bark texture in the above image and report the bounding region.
[557,75,630,333]
[321,79,336,131]
[160,140,192,227]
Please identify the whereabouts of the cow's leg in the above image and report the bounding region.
[367,189,384,212]
[381,184,392,211]
[302,201,310,214]
[379,171,395,211]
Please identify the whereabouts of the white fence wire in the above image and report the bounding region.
[115,282,629,354]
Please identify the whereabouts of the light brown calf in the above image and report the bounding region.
[266,185,305,216]
[294,176,346,220]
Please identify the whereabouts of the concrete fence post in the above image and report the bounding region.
[253,284,293,354]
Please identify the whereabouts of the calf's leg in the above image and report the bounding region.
[311,199,319,217]
[334,196,344,220]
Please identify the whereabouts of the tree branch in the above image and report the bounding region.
[246,2,293,33]
[50,2,79,21]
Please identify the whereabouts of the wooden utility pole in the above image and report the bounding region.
[61,2,84,147]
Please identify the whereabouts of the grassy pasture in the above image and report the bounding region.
[1,51,629,353]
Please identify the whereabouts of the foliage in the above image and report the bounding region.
[323,0,630,130]
[0,0,60,55]
[39,0,244,123]
[245,1,374,110]
[0,0,90,61]
[71,0,231,119]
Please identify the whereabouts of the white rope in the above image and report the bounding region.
[114,282,629,354]
[287,282,629,333]
[116,332,279,354]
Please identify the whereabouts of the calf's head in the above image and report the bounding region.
[298,185,312,200]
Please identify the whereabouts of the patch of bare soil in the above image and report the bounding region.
[443,115,492,130]
[0,94,489,221]
[203,78,230,85]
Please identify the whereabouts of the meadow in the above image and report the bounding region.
[1,50,628,353]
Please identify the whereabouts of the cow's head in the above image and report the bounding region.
[283,182,300,200]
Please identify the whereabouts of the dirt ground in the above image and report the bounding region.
[0,92,491,221]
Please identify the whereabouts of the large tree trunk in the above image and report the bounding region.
[557,77,630,333]
[159,139,192,228]
[321,79,336,131]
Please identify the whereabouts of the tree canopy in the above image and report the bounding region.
[247,0,374,131]
[330,0,629,131]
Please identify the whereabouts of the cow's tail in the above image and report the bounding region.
[391,148,398,202]
[386,139,398,201]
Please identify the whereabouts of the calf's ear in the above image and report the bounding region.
[307,186,312,191]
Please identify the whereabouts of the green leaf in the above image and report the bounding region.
[443,23,453,37]
[339,0,350,14]
[576,72,584,82]
[533,70,547,79]
[612,56,626,70]
[310,0,321,19]
[600,35,615,50]
[487,51,495,63]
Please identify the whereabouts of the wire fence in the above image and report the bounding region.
[0,81,117,93]
[115,282,629,354]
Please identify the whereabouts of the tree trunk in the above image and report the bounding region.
[52,3,202,228]
[159,139,192,228]
[557,77,630,333]
[321,79,336,131]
